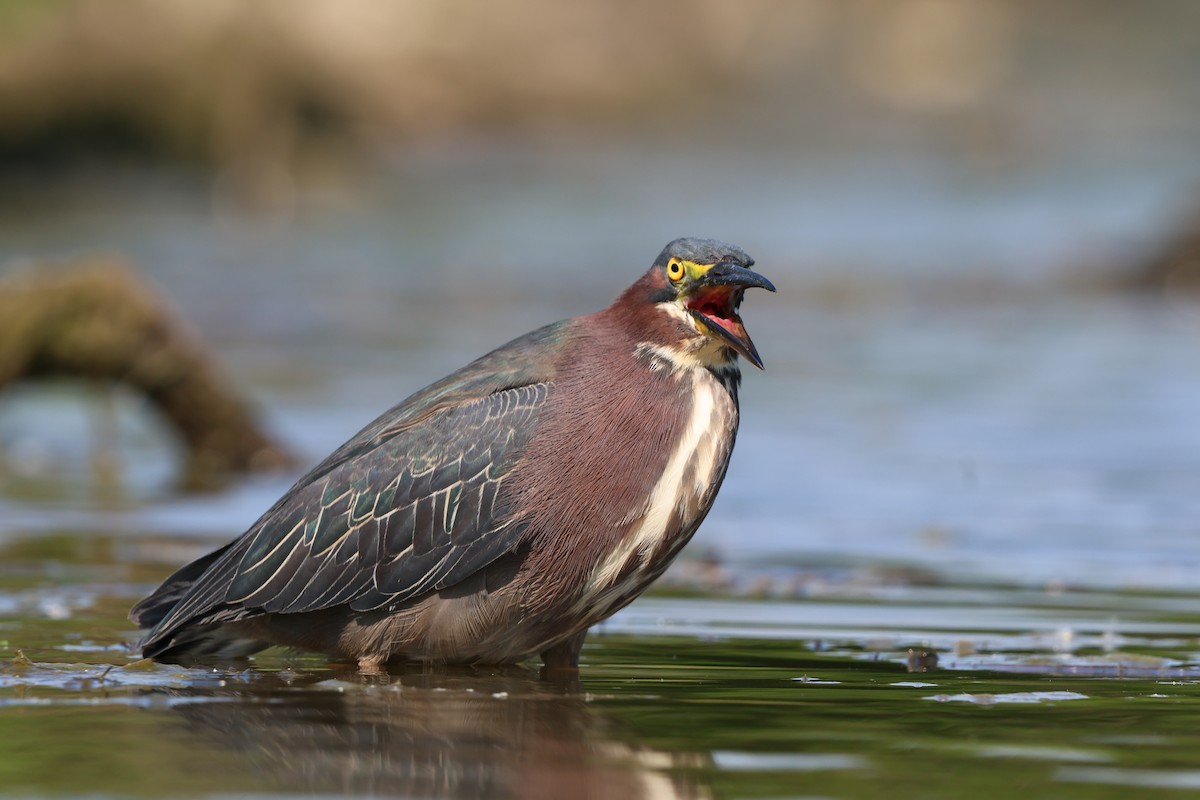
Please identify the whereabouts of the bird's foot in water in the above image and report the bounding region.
[540,629,588,672]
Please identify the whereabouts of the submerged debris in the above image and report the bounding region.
[906,647,939,673]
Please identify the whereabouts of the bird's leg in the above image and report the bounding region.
[540,629,588,671]
[357,654,387,675]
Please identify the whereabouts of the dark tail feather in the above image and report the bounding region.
[142,622,269,663]
[129,542,236,629]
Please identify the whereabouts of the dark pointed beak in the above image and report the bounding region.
[699,262,777,294]
[686,262,775,370]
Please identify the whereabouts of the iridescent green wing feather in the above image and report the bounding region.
[136,321,568,650]
[226,380,550,613]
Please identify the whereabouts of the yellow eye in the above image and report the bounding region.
[666,259,685,282]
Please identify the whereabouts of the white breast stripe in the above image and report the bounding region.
[585,369,723,593]
[640,322,733,371]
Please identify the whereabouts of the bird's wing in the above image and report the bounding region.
[138,322,569,647]
[230,381,551,613]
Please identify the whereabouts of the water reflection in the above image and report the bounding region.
[166,667,712,800]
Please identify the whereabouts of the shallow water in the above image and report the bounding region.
[4,536,1200,800]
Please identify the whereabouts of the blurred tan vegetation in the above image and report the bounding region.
[0,0,811,195]
[4,1,1195,176]
[0,1,1061,191]
[2,1,1195,166]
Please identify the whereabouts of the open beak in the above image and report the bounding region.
[685,262,776,369]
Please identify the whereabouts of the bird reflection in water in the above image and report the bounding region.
[165,665,713,800]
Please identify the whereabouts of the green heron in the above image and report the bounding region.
[131,238,774,670]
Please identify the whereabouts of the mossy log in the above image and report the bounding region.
[0,258,293,482]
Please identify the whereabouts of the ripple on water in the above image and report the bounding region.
[924,691,1089,704]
